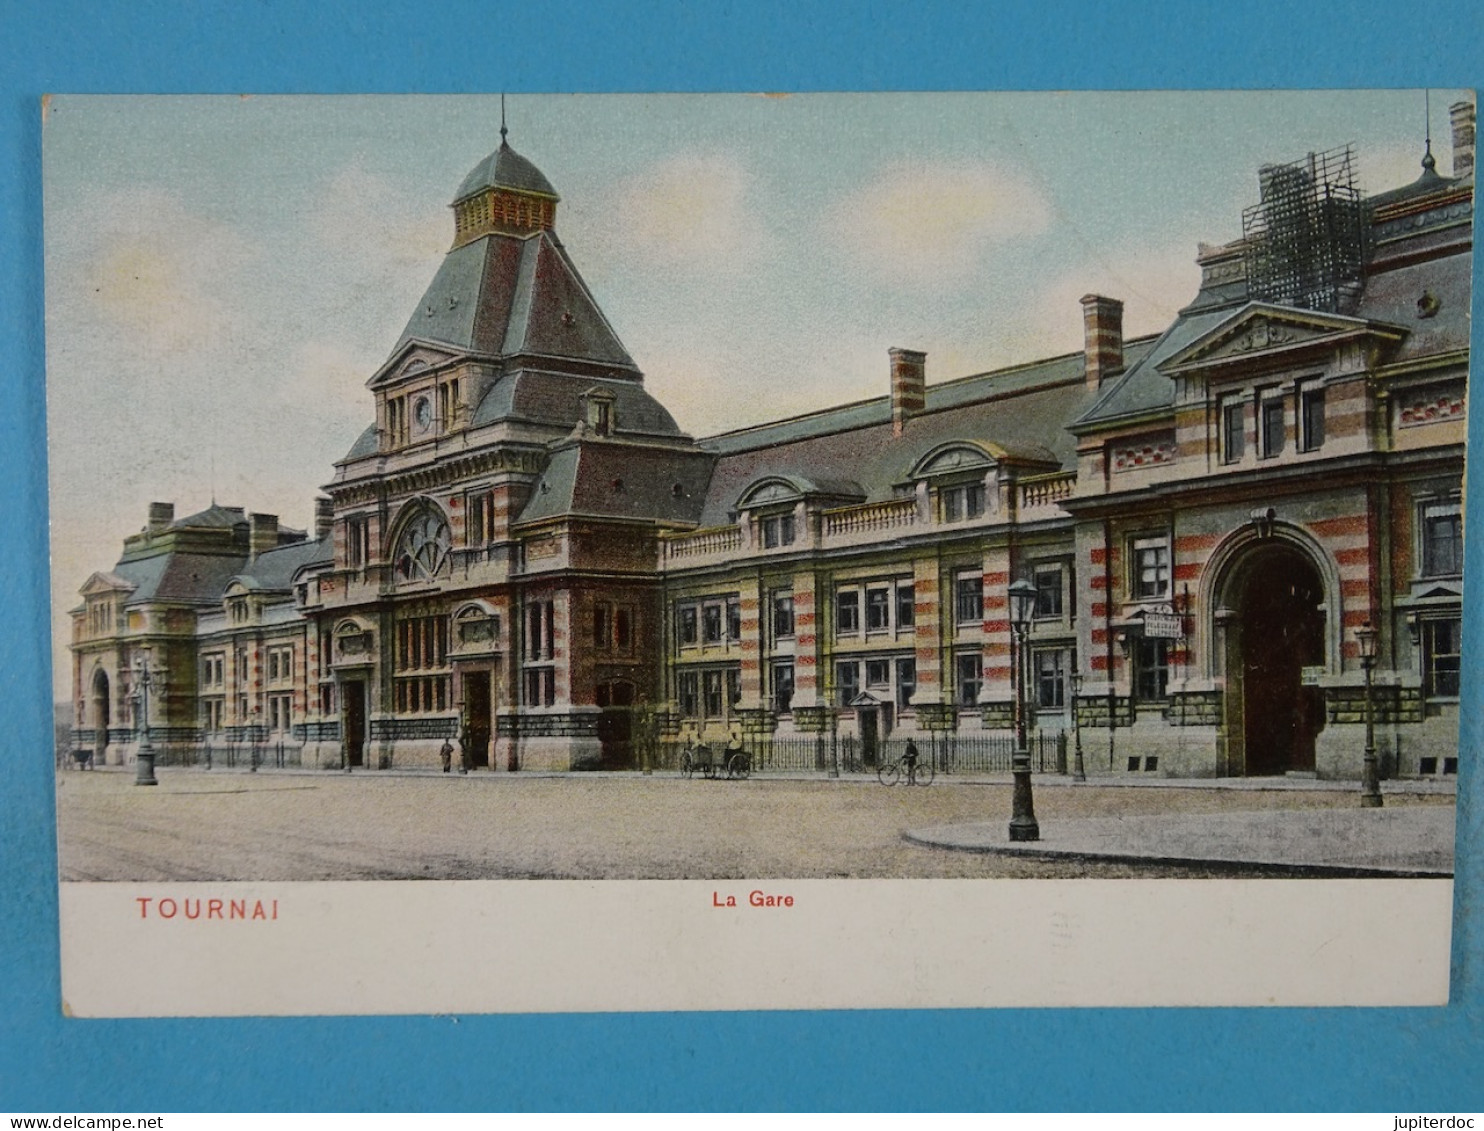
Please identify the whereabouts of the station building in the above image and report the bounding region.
[68,104,1474,779]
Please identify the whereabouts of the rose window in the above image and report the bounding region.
[393,509,451,581]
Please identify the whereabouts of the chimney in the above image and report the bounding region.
[889,348,926,437]
[248,512,279,559]
[147,502,174,533]
[314,496,334,541]
[1080,294,1124,391]
[1451,101,1475,180]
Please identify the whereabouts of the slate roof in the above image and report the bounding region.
[111,551,249,607]
[390,230,636,371]
[694,344,1157,529]
[344,423,379,461]
[516,441,713,526]
[1072,307,1235,430]
[471,370,682,437]
[1367,158,1461,210]
[172,504,247,529]
[233,535,333,592]
[454,141,559,203]
[1354,242,1473,364]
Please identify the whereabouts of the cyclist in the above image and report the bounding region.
[902,738,920,780]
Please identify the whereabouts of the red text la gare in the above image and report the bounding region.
[712,890,794,908]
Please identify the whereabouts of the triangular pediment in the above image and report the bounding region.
[368,340,464,389]
[1161,303,1406,374]
[79,571,134,597]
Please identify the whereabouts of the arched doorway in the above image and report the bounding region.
[91,668,111,763]
[1221,544,1327,775]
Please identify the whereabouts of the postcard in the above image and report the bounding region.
[44,92,1469,1015]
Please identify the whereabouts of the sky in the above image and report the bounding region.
[42,90,1471,700]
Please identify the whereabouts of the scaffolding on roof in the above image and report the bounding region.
[1241,144,1368,314]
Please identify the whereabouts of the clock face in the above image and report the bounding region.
[414,396,432,429]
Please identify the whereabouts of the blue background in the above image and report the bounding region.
[2,0,1482,1112]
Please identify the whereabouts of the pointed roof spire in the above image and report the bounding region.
[500,92,508,145]
[1422,88,1437,173]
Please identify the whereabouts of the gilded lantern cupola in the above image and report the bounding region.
[450,130,560,248]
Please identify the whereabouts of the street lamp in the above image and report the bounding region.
[131,646,161,786]
[1355,622,1383,809]
[1007,577,1040,841]
[1069,667,1086,782]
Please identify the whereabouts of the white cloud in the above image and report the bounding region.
[991,240,1205,366]
[64,186,261,359]
[306,164,448,276]
[826,160,1051,284]
[606,153,770,272]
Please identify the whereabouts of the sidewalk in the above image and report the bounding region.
[66,762,1460,795]
[908,804,1457,876]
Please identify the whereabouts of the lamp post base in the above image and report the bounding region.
[1361,750,1383,809]
[1009,765,1039,842]
[134,751,158,786]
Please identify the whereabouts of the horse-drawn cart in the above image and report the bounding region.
[679,743,751,780]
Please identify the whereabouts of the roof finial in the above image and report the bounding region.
[500,92,508,145]
[1423,88,1436,173]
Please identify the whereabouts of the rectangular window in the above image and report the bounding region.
[772,662,794,714]
[1421,502,1463,577]
[523,667,555,708]
[678,605,698,646]
[703,670,725,717]
[396,614,451,714]
[762,513,796,548]
[267,645,294,683]
[955,572,983,625]
[865,658,890,688]
[896,583,915,630]
[725,668,742,713]
[525,601,555,661]
[268,693,293,732]
[895,658,916,711]
[956,652,982,707]
[347,516,371,567]
[703,603,724,644]
[677,671,700,717]
[837,589,860,635]
[866,587,891,631]
[614,607,633,652]
[942,483,986,522]
[1036,649,1066,709]
[593,602,613,650]
[1034,567,1063,619]
[467,491,494,545]
[1422,618,1462,698]
[1260,389,1285,458]
[1300,383,1325,451]
[726,597,742,643]
[836,660,859,707]
[1134,638,1169,701]
[771,593,795,639]
[1221,397,1245,463]
[1132,536,1171,600]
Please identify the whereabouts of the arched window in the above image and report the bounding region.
[392,504,451,582]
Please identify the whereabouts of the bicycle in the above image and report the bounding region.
[878,751,934,786]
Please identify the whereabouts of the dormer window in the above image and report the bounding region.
[761,512,796,548]
[942,483,985,522]
[584,389,616,436]
[911,443,994,524]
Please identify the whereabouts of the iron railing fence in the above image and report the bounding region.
[656,731,1067,776]
[150,739,305,770]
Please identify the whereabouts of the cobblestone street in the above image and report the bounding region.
[55,767,1455,881]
